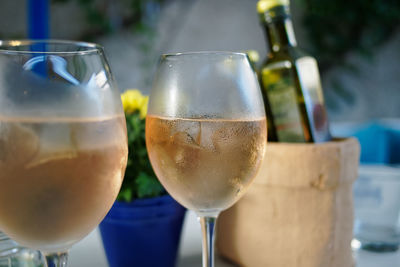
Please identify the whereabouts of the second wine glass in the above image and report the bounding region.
[146,52,267,267]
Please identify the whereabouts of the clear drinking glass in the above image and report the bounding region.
[0,231,44,267]
[146,52,267,267]
[0,40,128,267]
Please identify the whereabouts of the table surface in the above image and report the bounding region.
[68,210,400,267]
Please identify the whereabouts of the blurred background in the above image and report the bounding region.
[0,0,399,122]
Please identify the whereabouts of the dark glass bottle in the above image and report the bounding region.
[257,0,331,143]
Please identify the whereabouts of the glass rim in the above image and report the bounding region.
[0,39,103,55]
[161,51,248,60]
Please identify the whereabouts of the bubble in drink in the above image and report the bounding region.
[0,116,127,252]
[146,115,266,214]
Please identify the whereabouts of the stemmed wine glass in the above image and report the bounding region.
[0,40,128,267]
[146,52,267,267]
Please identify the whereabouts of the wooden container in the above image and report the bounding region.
[216,138,360,267]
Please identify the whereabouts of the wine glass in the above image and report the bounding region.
[0,231,44,266]
[146,52,267,267]
[0,40,128,267]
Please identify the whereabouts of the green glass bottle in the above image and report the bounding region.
[257,0,331,143]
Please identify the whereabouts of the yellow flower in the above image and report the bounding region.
[139,96,149,119]
[121,89,149,118]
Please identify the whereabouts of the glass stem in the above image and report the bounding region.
[199,216,218,267]
[44,251,68,267]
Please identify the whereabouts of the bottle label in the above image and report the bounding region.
[296,57,330,142]
[262,66,305,142]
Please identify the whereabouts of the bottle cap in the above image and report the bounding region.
[257,0,289,13]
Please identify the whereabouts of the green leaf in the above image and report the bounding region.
[118,187,133,202]
[136,172,164,199]
[117,112,165,202]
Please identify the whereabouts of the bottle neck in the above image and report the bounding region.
[263,15,297,52]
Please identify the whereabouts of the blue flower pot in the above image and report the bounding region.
[99,195,186,267]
